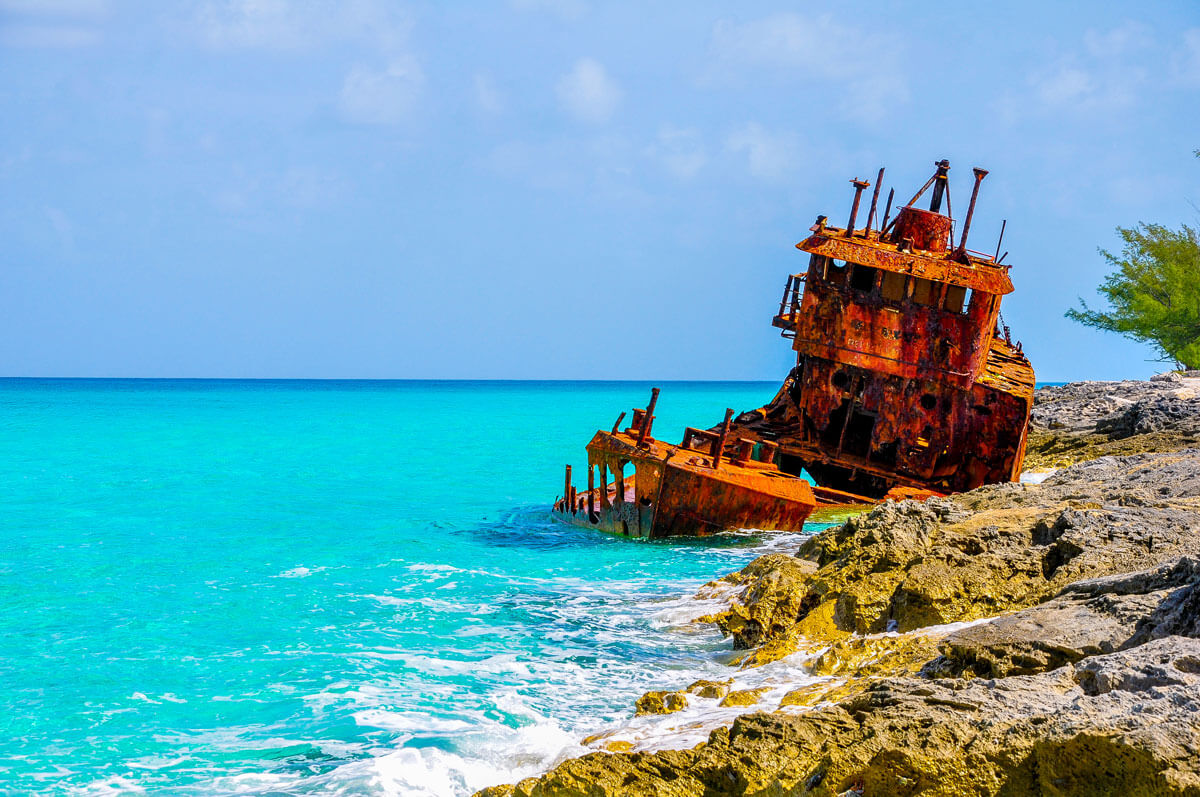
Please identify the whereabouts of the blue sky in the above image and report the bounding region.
[2,1,1198,379]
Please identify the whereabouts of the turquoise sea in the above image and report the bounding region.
[0,379,841,796]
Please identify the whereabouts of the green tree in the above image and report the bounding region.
[1067,223,1200,369]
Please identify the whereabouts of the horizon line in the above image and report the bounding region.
[0,375,1080,383]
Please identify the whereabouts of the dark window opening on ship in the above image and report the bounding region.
[943,285,971,314]
[789,366,805,404]
[822,400,850,447]
[778,452,807,478]
[920,393,937,410]
[843,411,875,458]
[849,264,878,293]
[871,439,898,467]
[831,370,849,390]
[826,259,849,287]
[881,271,906,302]
[974,405,993,416]
[915,424,934,449]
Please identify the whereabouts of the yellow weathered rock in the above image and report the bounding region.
[684,679,730,699]
[634,690,687,715]
[718,687,769,707]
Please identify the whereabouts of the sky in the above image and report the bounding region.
[1,1,1198,380]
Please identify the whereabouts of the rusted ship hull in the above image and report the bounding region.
[552,403,817,538]
[553,159,1034,535]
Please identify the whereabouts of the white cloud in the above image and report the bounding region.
[725,123,799,181]
[474,73,503,114]
[556,58,621,124]
[0,0,106,15]
[646,126,706,179]
[195,0,410,52]
[0,0,106,47]
[1175,28,1200,86]
[1027,59,1136,112]
[339,56,424,125]
[1034,65,1095,105]
[706,13,908,123]
[510,0,586,20]
[0,24,100,47]
[1083,21,1151,57]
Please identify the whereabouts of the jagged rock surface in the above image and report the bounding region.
[1026,374,1200,468]
[480,406,1200,797]
[481,638,1200,797]
[941,556,1200,677]
[705,451,1200,651]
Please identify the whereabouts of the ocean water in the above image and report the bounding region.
[0,379,839,796]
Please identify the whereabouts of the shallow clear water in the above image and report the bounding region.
[0,379,837,795]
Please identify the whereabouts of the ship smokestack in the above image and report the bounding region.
[955,167,988,259]
[928,159,950,213]
[845,178,869,237]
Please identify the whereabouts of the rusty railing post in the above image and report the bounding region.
[563,465,572,514]
[879,188,895,237]
[610,411,625,435]
[777,275,791,318]
[711,408,734,469]
[587,465,595,519]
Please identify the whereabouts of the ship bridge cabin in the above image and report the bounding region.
[760,161,1035,497]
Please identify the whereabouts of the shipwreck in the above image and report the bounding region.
[554,159,1035,537]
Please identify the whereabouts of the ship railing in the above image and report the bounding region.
[771,273,806,338]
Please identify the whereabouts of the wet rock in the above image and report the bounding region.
[708,553,818,648]
[634,690,687,716]
[684,679,730,699]
[480,639,1200,797]
[718,687,769,707]
[712,450,1200,645]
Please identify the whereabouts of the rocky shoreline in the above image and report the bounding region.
[480,377,1200,797]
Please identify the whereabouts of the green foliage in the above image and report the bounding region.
[1067,223,1200,369]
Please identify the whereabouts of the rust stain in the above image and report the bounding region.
[553,159,1034,536]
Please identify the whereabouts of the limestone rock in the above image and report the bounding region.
[941,556,1200,677]
[708,553,818,648]
[1026,377,1200,468]
[718,687,769,707]
[480,638,1200,797]
[712,450,1200,647]
[684,679,730,699]
[634,690,687,716]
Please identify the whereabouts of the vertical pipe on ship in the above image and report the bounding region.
[637,387,660,446]
[955,168,988,259]
[864,167,884,234]
[711,408,734,469]
[845,179,870,237]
